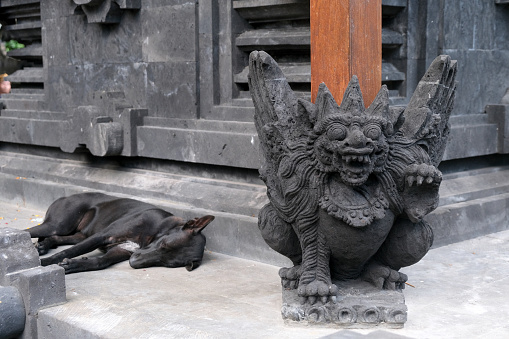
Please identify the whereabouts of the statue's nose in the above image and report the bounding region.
[345,129,367,148]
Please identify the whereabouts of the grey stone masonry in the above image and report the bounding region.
[0,227,66,339]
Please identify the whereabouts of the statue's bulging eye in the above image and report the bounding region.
[326,125,347,141]
[364,125,381,140]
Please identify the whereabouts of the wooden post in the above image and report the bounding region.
[310,0,381,106]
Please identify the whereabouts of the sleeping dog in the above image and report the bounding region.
[27,192,215,274]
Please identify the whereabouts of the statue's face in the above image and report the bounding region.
[314,115,390,186]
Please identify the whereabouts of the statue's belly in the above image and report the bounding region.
[318,209,395,280]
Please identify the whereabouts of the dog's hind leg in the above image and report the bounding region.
[36,232,87,255]
[58,246,132,274]
[40,234,106,266]
[28,208,97,239]
[27,221,61,238]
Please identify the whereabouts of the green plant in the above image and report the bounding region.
[5,40,25,52]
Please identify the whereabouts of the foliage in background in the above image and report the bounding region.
[5,40,25,52]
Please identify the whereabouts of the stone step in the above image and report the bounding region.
[6,43,42,59]
[7,67,44,84]
[234,61,405,85]
[0,149,508,267]
[143,117,257,133]
[1,97,46,110]
[233,0,309,23]
[0,92,44,100]
[233,0,407,23]
[235,27,403,51]
[0,109,66,120]
[9,87,44,95]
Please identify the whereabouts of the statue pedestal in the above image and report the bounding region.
[281,280,407,328]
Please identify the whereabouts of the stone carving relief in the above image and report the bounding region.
[249,51,457,327]
[73,0,141,24]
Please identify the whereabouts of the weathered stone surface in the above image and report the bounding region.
[0,228,40,284]
[444,49,509,116]
[141,2,196,63]
[145,61,198,119]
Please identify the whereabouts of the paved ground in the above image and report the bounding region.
[2,202,509,338]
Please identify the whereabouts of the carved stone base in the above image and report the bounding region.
[281,279,407,329]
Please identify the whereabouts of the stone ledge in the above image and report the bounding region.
[0,150,508,266]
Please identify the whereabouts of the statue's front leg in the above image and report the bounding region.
[363,218,434,290]
[297,225,338,304]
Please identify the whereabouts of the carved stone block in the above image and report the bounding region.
[73,0,141,24]
[61,105,124,156]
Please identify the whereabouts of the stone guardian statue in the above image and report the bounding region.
[248,51,457,327]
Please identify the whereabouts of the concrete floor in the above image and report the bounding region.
[2,202,509,338]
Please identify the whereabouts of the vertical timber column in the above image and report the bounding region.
[311,0,381,106]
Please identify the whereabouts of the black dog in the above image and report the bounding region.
[27,192,215,274]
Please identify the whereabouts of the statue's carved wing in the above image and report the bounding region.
[381,55,457,221]
[398,55,457,166]
[248,51,317,224]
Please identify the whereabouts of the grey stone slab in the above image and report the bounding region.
[445,49,509,116]
[233,0,309,23]
[137,125,261,168]
[67,12,143,64]
[45,64,86,112]
[2,98,46,111]
[40,0,76,19]
[145,61,198,118]
[7,68,43,84]
[46,63,148,113]
[236,28,310,51]
[427,192,509,247]
[42,17,71,68]
[0,110,66,120]
[0,117,63,147]
[141,2,197,63]
[439,166,509,206]
[442,121,499,160]
[443,1,497,51]
[142,117,257,133]
[487,104,509,153]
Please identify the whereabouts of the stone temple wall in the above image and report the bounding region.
[0,0,508,265]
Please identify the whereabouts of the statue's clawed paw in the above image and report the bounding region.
[405,164,442,187]
[279,266,301,289]
[362,262,407,290]
[297,280,339,305]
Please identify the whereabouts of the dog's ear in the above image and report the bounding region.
[183,215,215,235]
[185,260,202,271]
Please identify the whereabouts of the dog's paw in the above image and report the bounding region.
[58,257,89,273]
[35,242,49,255]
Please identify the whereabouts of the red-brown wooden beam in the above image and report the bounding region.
[310,0,382,106]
